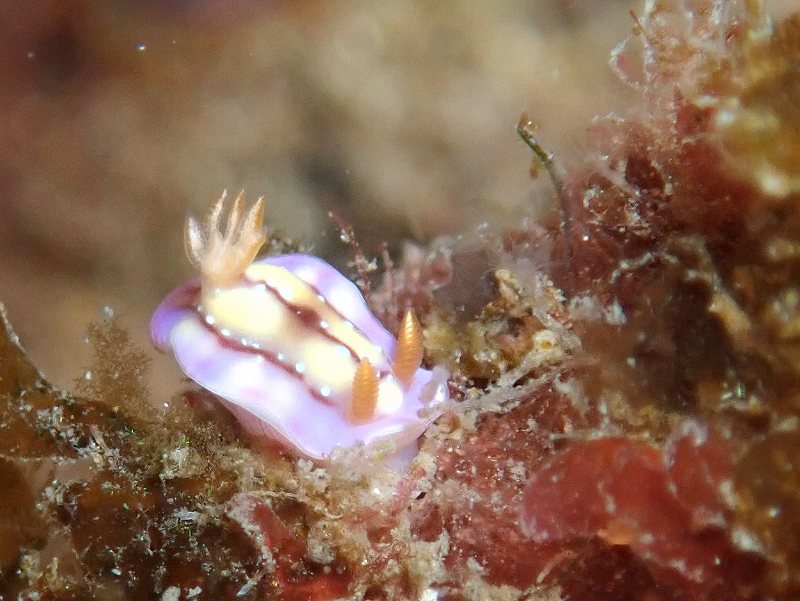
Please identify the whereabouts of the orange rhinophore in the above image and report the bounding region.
[392,310,424,388]
[351,358,379,423]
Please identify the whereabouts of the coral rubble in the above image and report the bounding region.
[1,1,800,600]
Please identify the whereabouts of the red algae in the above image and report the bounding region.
[226,493,350,600]
[406,385,581,592]
[521,427,765,599]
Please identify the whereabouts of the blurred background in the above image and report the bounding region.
[0,0,792,396]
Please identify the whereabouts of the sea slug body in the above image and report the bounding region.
[151,192,449,459]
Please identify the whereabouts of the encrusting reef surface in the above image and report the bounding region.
[1,1,800,599]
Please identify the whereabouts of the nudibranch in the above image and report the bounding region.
[151,192,449,460]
